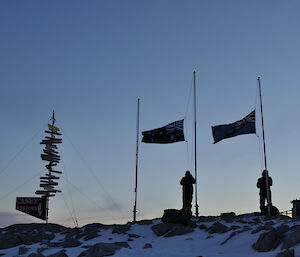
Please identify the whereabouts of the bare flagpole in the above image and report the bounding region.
[133,98,140,222]
[194,71,199,217]
[258,77,271,215]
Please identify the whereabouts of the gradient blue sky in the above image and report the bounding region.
[0,0,299,228]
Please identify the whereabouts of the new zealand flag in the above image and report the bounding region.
[142,119,185,144]
[212,110,256,144]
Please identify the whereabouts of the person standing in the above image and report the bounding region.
[180,171,196,210]
[257,170,273,214]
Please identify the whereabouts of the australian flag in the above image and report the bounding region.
[142,119,185,144]
[212,110,256,144]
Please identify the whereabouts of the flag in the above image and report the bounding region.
[212,110,256,144]
[142,119,185,144]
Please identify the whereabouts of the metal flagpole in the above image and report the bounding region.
[133,98,140,222]
[257,77,271,215]
[194,71,199,217]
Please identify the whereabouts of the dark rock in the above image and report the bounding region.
[27,254,45,257]
[82,223,103,234]
[143,243,152,249]
[137,220,153,225]
[128,234,140,238]
[221,226,252,245]
[221,212,236,223]
[197,216,216,223]
[127,238,133,242]
[164,225,194,237]
[83,233,100,241]
[187,221,197,228]
[48,250,68,257]
[19,246,29,255]
[198,224,207,230]
[207,222,230,234]
[206,235,213,239]
[282,225,300,249]
[276,249,295,257]
[185,237,193,240]
[151,223,173,237]
[62,238,82,248]
[37,247,48,253]
[251,225,273,234]
[112,224,131,234]
[252,217,262,224]
[162,209,192,225]
[230,225,240,230]
[253,225,289,252]
[78,242,130,257]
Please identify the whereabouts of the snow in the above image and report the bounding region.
[0,214,299,257]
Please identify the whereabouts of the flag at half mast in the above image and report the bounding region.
[142,119,185,144]
[212,110,256,144]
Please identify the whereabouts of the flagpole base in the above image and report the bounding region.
[195,204,199,217]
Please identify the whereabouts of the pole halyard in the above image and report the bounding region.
[258,77,271,215]
[133,98,140,222]
[194,71,199,217]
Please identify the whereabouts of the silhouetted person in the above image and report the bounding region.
[180,171,196,210]
[257,170,273,214]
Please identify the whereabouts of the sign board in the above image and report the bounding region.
[16,197,46,220]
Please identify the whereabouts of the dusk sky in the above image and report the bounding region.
[1,0,300,228]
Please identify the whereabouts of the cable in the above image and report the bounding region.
[59,145,79,227]
[58,185,78,227]
[0,170,42,201]
[66,178,120,223]
[0,123,47,177]
[58,124,129,222]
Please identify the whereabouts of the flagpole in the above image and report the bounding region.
[133,98,140,222]
[194,71,199,217]
[257,77,271,215]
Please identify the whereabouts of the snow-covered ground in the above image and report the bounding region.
[0,213,299,257]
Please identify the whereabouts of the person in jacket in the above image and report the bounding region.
[180,171,196,210]
[257,170,273,214]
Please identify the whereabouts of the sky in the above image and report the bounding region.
[0,0,300,228]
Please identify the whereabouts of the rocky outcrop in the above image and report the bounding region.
[162,209,192,225]
[78,242,130,257]
[252,225,290,252]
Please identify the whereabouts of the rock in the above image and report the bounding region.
[27,254,45,257]
[18,246,29,255]
[62,238,82,248]
[83,233,100,241]
[112,224,131,234]
[206,235,213,239]
[187,221,197,228]
[137,220,153,225]
[206,222,230,234]
[162,209,192,225]
[128,234,140,238]
[198,224,207,230]
[78,242,130,257]
[197,216,216,223]
[151,223,173,237]
[48,250,68,257]
[143,243,152,249]
[37,247,48,253]
[164,225,194,237]
[252,225,289,252]
[282,225,300,249]
[82,223,103,234]
[221,212,236,223]
[276,249,295,257]
[251,225,273,234]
